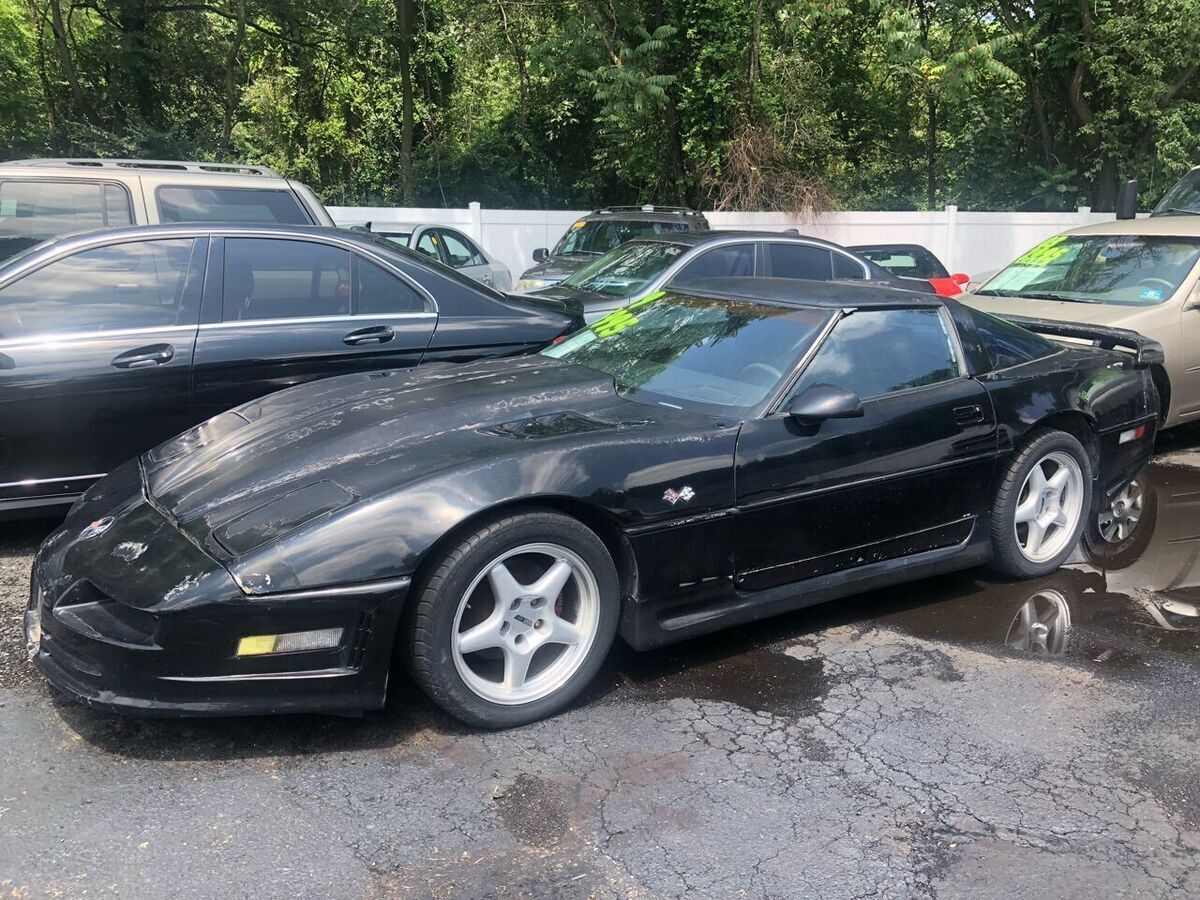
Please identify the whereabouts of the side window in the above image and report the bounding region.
[354,256,428,315]
[833,252,867,279]
[438,229,486,267]
[223,238,351,321]
[415,231,442,262]
[0,180,133,260]
[0,238,198,339]
[157,187,310,224]
[786,307,960,402]
[767,243,832,280]
[968,308,1057,370]
[671,244,755,286]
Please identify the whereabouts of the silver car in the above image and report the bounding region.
[371,224,512,291]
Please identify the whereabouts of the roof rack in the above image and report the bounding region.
[1,158,282,177]
[593,205,702,216]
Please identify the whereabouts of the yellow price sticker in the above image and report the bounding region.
[1015,235,1070,266]
[588,291,666,338]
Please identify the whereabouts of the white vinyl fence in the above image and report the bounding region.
[329,203,1117,283]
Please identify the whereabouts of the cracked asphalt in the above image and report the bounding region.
[2,426,1199,899]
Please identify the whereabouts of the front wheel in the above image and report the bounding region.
[405,510,619,729]
[989,429,1093,578]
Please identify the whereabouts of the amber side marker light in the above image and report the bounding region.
[236,628,343,657]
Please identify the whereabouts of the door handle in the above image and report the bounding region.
[953,404,985,425]
[343,325,395,346]
[111,344,175,369]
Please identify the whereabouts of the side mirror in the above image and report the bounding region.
[952,273,970,285]
[787,384,864,423]
[1116,179,1138,220]
[1136,341,1165,368]
[532,247,548,263]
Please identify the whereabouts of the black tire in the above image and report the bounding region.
[405,510,619,729]
[1081,475,1158,571]
[989,428,1093,578]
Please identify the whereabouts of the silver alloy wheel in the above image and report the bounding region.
[1096,479,1144,544]
[1013,450,1085,563]
[451,542,600,706]
[1004,589,1071,655]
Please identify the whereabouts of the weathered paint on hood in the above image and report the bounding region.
[141,356,739,591]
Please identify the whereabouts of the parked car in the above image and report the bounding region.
[515,205,709,292]
[0,158,334,262]
[967,217,1200,429]
[27,278,1158,727]
[0,223,579,516]
[529,231,904,322]
[366,223,513,291]
[849,243,970,296]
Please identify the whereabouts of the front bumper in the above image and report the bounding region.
[27,463,408,716]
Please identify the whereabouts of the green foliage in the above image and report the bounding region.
[3,0,1200,211]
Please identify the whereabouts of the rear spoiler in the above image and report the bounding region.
[998,314,1165,369]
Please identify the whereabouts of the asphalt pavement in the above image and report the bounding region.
[2,426,1199,899]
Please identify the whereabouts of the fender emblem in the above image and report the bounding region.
[663,486,695,505]
[79,516,115,540]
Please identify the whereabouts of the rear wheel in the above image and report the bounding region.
[989,429,1093,578]
[406,510,619,728]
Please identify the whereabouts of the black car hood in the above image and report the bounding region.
[142,357,696,542]
[520,255,593,284]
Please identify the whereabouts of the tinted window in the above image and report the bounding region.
[0,180,133,259]
[438,230,485,267]
[788,307,959,401]
[833,252,867,279]
[415,231,441,261]
[672,244,755,286]
[355,256,427,314]
[158,187,309,224]
[223,238,350,321]
[0,238,197,339]
[856,247,946,279]
[967,308,1057,370]
[767,243,832,280]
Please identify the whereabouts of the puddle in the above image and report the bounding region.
[873,460,1200,667]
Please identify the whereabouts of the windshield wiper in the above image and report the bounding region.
[1163,206,1200,216]
[974,288,1096,303]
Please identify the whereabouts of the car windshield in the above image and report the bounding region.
[975,234,1200,306]
[856,247,947,279]
[1151,169,1200,216]
[541,292,831,414]
[552,219,689,257]
[561,240,687,298]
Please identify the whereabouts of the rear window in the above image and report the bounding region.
[856,247,947,279]
[157,187,310,224]
[0,180,133,260]
[967,308,1058,370]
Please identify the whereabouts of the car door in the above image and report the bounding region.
[190,235,436,420]
[437,228,495,287]
[412,228,444,265]
[0,236,204,506]
[733,305,998,592]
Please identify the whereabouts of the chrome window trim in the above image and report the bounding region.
[0,324,196,350]
[199,311,436,330]
[0,473,106,489]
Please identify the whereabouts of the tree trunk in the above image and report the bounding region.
[395,0,416,205]
[48,0,90,124]
[926,92,938,208]
[221,0,248,154]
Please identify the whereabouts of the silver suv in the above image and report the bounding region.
[0,158,333,261]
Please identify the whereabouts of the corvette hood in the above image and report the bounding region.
[143,357,686,539]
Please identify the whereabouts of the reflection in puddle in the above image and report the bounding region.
[878,459,1200,664]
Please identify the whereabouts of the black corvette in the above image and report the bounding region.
[28,279,1160,727]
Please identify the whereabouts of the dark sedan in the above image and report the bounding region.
[28,279,1159,727]
[0,224,578,515]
